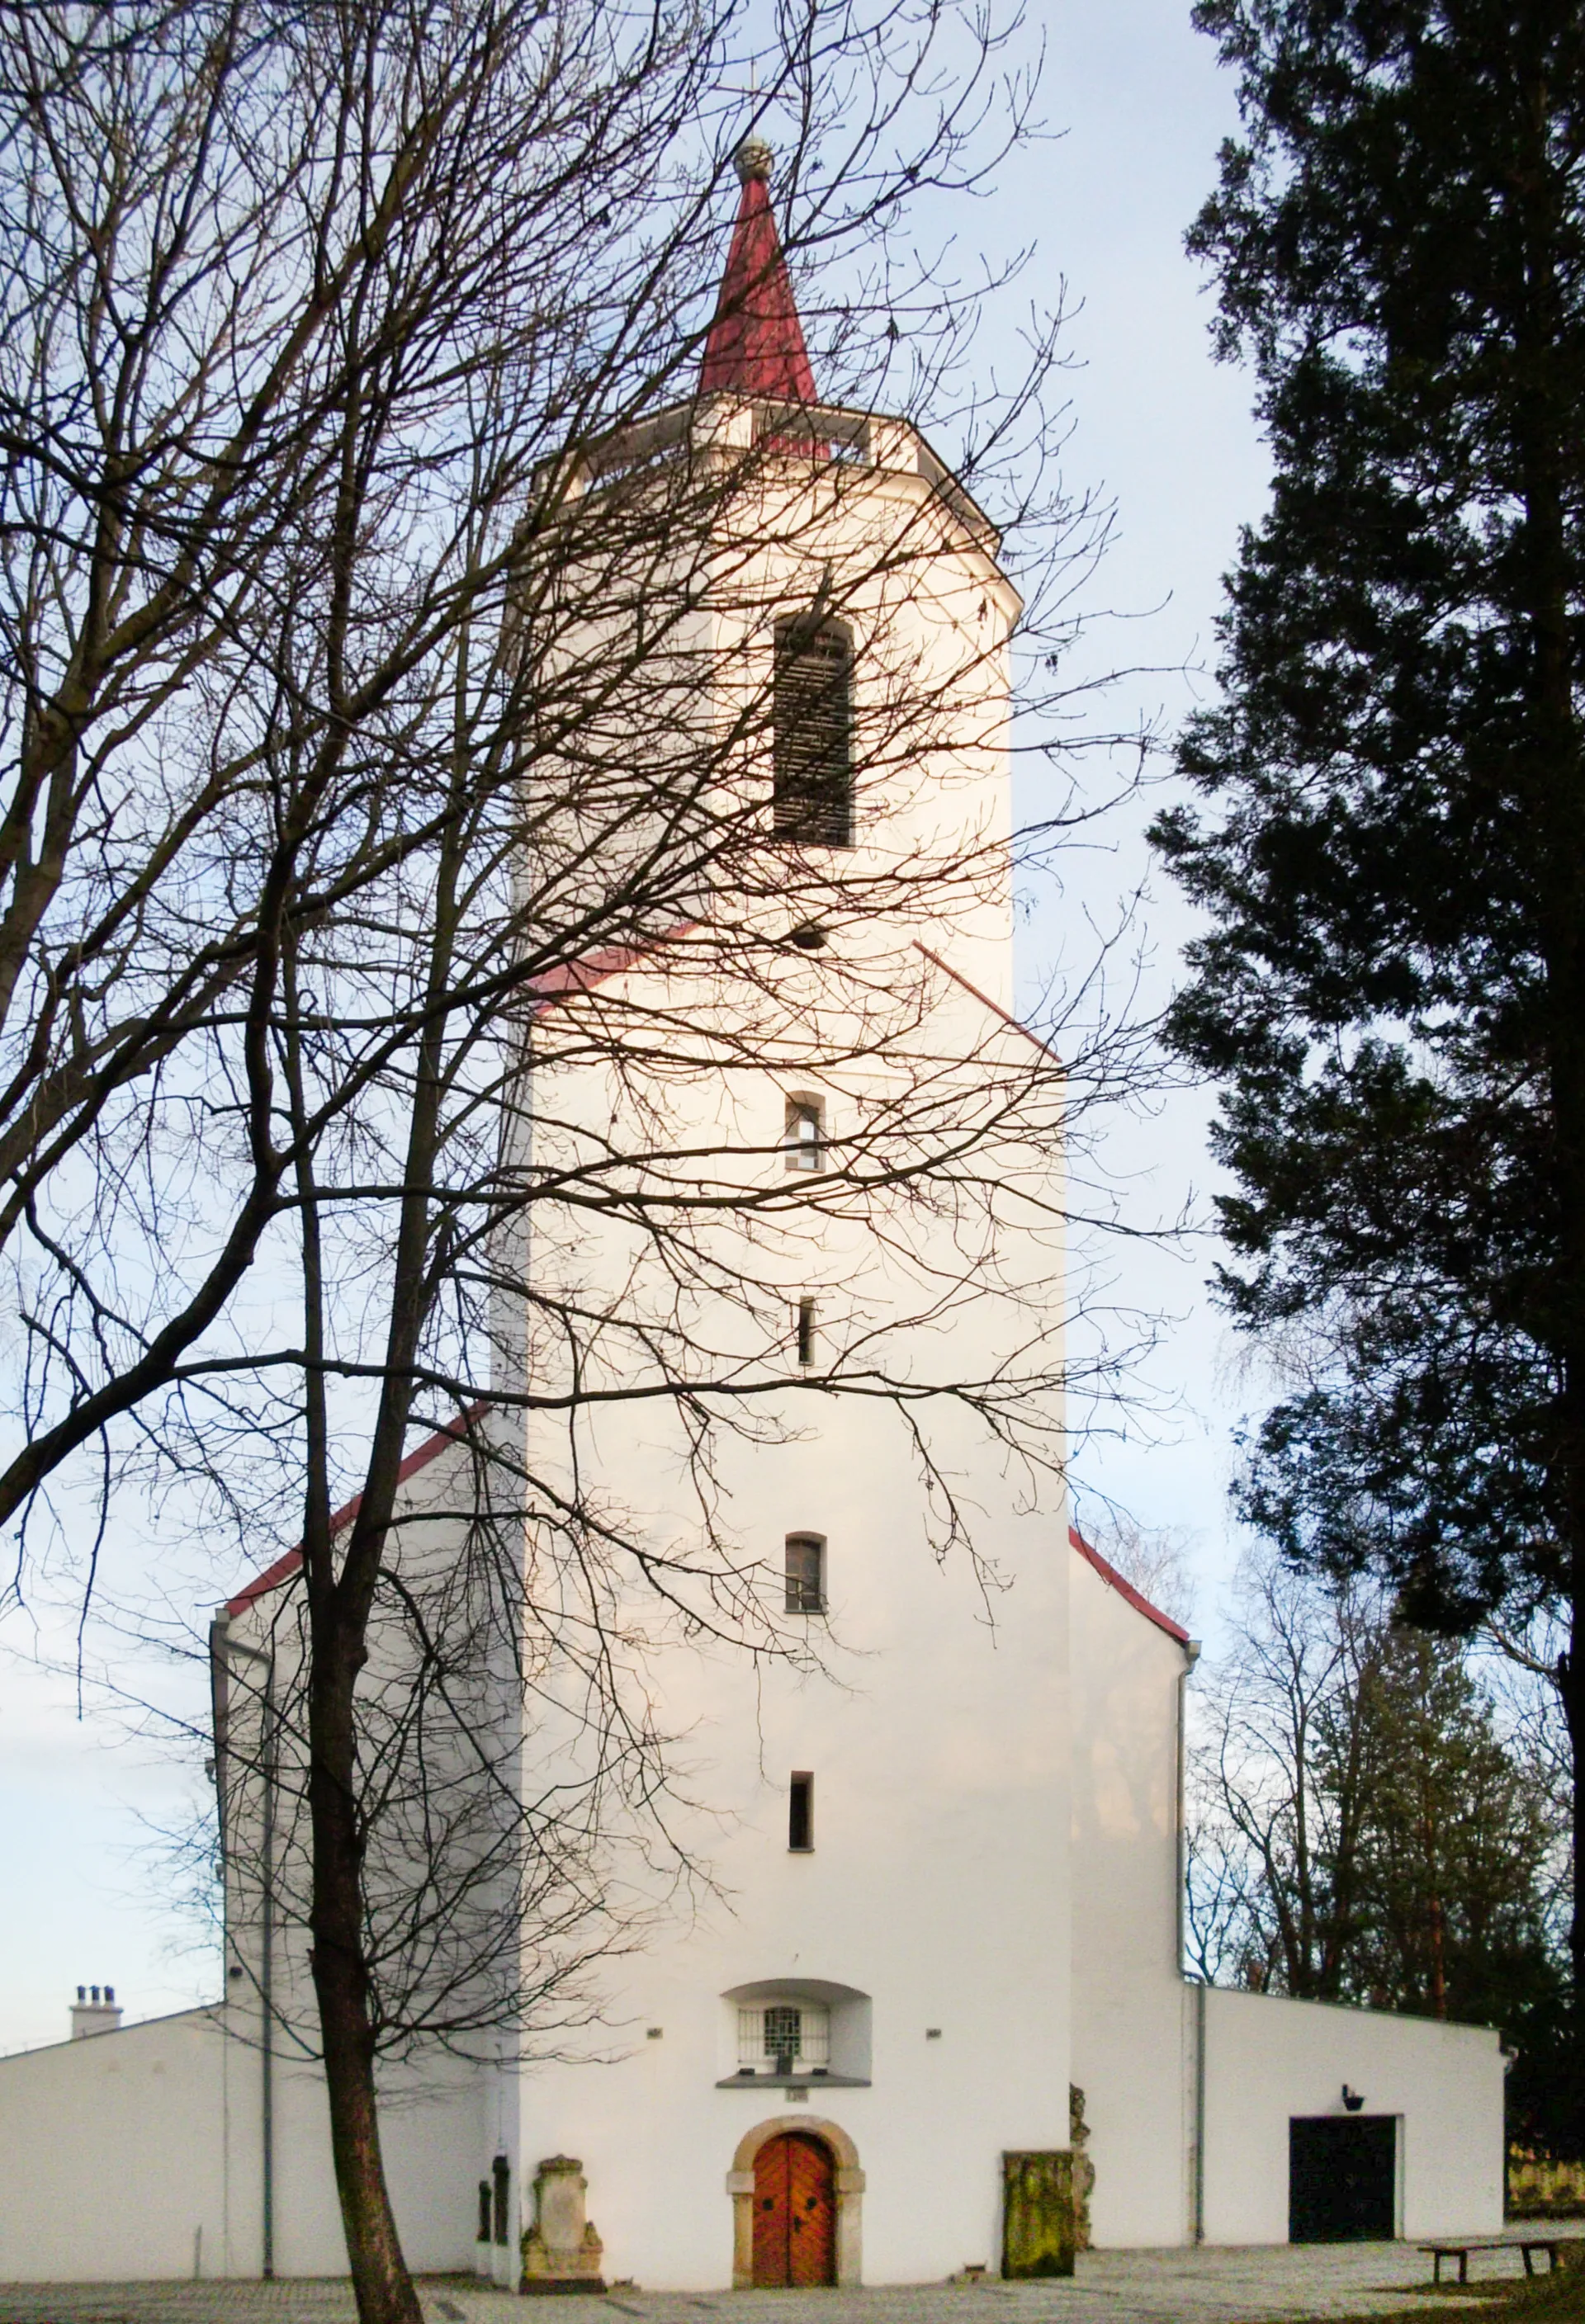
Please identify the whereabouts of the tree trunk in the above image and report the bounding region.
[309,1618,425,2324]
[1562,1608,1585,1997]
[1509,49,1585,2010]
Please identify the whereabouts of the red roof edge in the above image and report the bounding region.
[912,943,1064,1069]
[224,1402,492,1618]
[1068,1523,1192,1646]
[529,923,700,1016]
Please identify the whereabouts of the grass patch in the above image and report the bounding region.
[1262,2259,1585,2324]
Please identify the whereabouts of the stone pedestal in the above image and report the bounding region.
[521,2155,605,2294]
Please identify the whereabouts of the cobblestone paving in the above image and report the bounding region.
[0,2241,1568,2324]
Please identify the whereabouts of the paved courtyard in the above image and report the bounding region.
[0,2239,1573,2324]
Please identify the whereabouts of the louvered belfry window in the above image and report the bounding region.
[774,617,853,847]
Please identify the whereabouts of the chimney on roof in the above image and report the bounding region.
[699,138,818,403]
[70,1983,123,2039]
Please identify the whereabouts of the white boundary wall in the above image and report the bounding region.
[0,2005,492,2281]
[1199,1987,1505,2245]
[0,2010,230,2280]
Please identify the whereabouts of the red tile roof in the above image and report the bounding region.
[700,155,817,402]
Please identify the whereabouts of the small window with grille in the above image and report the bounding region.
[736,2001,832,2074]
[774,617,853,848]
[789,1769,814,1852]
[796,1296,816,1367]
[784,1533,826,1613]
[783,1098,824,1172]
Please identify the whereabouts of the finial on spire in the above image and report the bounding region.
[700,135,817,402]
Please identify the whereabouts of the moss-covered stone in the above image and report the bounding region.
[1001,2149,1076,2279]
[1070,2086,1095,2253]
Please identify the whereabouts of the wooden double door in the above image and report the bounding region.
[752,2131,837,2287]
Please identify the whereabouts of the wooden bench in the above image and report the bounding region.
[1420,2238,1564,2286]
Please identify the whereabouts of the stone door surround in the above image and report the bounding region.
[726,2117,865,2287]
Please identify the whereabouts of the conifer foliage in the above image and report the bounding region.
[1154,0,1585,2044]
[1189,1560,1568,2037]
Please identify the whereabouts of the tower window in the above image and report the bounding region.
[788,1771,814,1852]
[774,617,853,847]
[784,1533,826,1613]
[796,1296,816,1367]
[784,1098,824,1172]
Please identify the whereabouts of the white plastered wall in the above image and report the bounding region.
[1199,1987,1505,2244]
[0,1998,497,2281]
[1067,1541,1195,2246]
[516,942,1072,2287]
[1067,1546,1507,2253]
[0,2010,232,2280]
[212,1437,518,2280]
[513,1402,1072,2285]
[0,1439,507,2286]
[0,1433,516,2284]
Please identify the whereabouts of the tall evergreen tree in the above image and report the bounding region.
[1153,0,1585,2029]
[1348,1630,1565,2034]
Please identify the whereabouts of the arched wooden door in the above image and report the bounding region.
[751,2130,836,2287]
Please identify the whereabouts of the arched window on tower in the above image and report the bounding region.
[774,617,853,847]
[784,1532,826,1613]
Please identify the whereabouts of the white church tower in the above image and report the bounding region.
[508,137,1076,2291]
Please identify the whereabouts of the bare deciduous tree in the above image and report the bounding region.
[0,7,1156,2319]
[1187,1549,1567,2031]
[1185,1554,1382,1994]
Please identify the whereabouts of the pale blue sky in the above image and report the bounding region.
[0,0,1267,2054]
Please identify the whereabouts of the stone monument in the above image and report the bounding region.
[520,2155,606,2293]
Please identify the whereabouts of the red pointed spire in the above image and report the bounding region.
[700,138,817,401]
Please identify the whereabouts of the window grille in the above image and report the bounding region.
[784,1100,824,1172]
[736,2002,832,2072]
[764,2004,802,2057]
[785,1533,826,1613]
[774,618,853,847]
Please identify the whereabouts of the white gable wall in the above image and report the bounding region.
[1067,1542,1507,2253]
[1067,1539,1195,2246]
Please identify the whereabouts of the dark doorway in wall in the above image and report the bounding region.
[1289,2116,1397,2241]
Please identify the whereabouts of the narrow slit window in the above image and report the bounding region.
[774,617,853,847]
[788,1770,814,1852]
[796,1296,816,1367]
[784,1533,826,1613]
[784,1098,824,1172]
